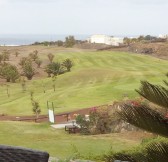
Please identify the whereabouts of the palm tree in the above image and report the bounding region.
[111,74,168,162]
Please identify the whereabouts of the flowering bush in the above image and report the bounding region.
[126,98,148,107]
[76,106,114,134]
[75,114,90,134]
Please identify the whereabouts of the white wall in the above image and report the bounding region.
[88,35,123,46]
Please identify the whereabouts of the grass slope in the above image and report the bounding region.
[0,51,167,115]
[0,121,141,159]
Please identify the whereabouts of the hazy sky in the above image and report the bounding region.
[0,0,168,36]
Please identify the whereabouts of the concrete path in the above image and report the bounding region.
[51,121,79,129]
[51,123,74,129]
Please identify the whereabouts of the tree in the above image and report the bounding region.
[57,40,63,46]
[144,35,157,41]
[52,76,56,92]
[20,77,26,92]
[0,54,3,63]
[45,62,65,77]
[35,59,42,68]
[2,50,10,61]
[22,62,35,80]
[6,84,10,97]
[0,63,20,82]
[14,51,19,57]
[33,50,38,55]
[29,50,38,61]
[62,58,73,72]
[123,37,131,46]
[45,63,53,77]
[32,100,41,120]
[111,74,168,162]
[131,38,138,43]
[47,53,54,63]
[49,62,64,76]
[19,57,31,68]
[30,91,41,120]
[41,81,46,93]
[137,35,144,42]
[65,36,76,47]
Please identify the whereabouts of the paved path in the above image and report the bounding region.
[51,123,74,129]
[51,121,79,129]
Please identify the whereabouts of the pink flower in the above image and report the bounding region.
[90,107,97,112]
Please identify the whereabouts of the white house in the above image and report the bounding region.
[158,34,168,39]
[87,35,123,46]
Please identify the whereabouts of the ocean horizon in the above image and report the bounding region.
[0,34,137,46]
[0,34,90,46]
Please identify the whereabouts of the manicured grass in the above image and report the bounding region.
[0,121,141,159]
[0,51,167,115]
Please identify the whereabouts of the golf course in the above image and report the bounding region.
[0,47,167,160]
[0,48,167,115]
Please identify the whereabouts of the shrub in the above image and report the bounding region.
[0,54,3,63]
[62,59,73,72]
[48,53,54,63]
[104,137,168,162]
[0,63,20,82]
[19,57,32,67]
[45,62,66,77]
[76,106,114,135]
[14,51,19,57]
[76,114,90,134]
[89,107,114,134]
[29,50,39,61]
[2,50,10,61]
[65,36,75,47]
[32,100,41,119]
[35,59,42,68]
[22,62,35,80]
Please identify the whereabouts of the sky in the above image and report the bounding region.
[0,0,168,36]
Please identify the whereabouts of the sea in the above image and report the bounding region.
[0,34,90,46]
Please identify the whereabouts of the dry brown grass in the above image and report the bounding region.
[0,45,91,82]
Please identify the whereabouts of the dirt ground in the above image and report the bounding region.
[0,45,94,83]
[0,107,91,123]
[0,107,155,142]
[107,42,168,60]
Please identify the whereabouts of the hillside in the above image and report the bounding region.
[0,46,167,115]
[105,42,168,60]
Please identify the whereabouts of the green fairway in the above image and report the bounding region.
[0,121,141,159]
[0,51,167,115]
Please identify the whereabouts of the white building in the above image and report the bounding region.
[158,34,168,39]
[87,35,123,46]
